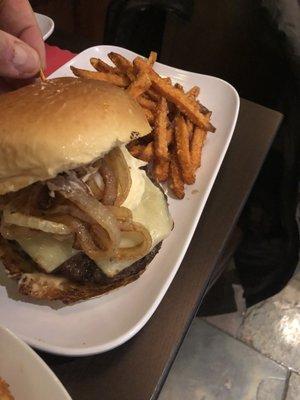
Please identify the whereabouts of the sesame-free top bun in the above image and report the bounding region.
[0,77,151,195]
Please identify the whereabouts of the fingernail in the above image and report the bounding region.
[12,42,39,73]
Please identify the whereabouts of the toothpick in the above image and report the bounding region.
[40,69,46,82]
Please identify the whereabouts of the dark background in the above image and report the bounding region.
[31,0,299,307]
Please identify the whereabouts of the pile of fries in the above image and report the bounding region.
[71,51,215,199]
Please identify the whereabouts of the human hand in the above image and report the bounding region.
[0,0,45,85]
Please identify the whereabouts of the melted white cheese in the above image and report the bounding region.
[120,146,146,210]
[16,233,77,273]
[97,175,173,277]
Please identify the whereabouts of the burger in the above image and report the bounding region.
[0,77,173,304]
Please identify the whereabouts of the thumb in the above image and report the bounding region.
[0,29,40,79]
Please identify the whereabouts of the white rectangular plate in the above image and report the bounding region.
[0,46,239,356]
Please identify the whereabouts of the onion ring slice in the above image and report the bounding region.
[98,159,117,205]
[115,220,152,261]
[3,207,72,235]
[104,147,132,206]
[48,175,121,250]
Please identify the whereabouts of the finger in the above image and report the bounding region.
[0,29,40,78]
[0,0,45,67]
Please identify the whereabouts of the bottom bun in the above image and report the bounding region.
[0,237,161,304]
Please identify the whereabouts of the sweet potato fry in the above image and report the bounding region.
[154,97,169,160]
[133,57,215,132]
[169,153,185,199]
[174,115,195,184]
[175,83,184,92]
[163,77,172,85]
[90,57,117,73]
[128,144,143,159]
[148,51,157,66]
[140,142,154,162]
[126,72,152,98]
[186,118,194,138]
[143,108,155,125]
[187,86,200,99]
[147,88,160,101]
[166,127,173,145]
[137,95,157,111]
[191,127,207,171]
[108,52,135,81]
[70,66,130,87]
[153,158,169,182]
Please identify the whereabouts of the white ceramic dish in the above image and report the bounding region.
[35,12,54,41]
[0,46,239,356]
[0,325,71,399]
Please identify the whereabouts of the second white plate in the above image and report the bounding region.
[0,45,239,356]
[0,325,71,400]
[35,12,54,41]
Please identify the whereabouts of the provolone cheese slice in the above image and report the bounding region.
[97,175,173,277]
[16,233,77,273]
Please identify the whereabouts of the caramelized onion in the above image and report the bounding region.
[98,159,117,205]
[48,175,121,250]
[2,208,72,235]
[115,220,152,261]
[0,223,73,242]
[105,147,132,206]
[86,173,104,200]
[51,214,112,263]
[106,206,133,221]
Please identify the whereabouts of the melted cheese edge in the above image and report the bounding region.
[98,175,172,277]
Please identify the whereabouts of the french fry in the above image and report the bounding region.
[137,95,157,112]
[108,52,135,81]
[154,97,169,160]
[126,72,152,98]
[70,66,129,87]
[197,101,210,115]
[133,57,215,132]
[148,51,157,66]
[140,142,154,162]
[128,144,143,158]
[90,57,117,73]
[186,118,194,138]
[175,115,195,184]
[169,153,185,199]
[187,86,200,99]
[39,69,46,82]
[147,88,160,101]
[163,77,172,85]
[153,158,169,182]
[166,127,173,145]
[191,127,207,171]
[175,83,184,92]
[143,108,155,125]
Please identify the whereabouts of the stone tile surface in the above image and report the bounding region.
[159,319,287,400]
[204,311,244,337]
[285,372,300,400]
[239,277,300,372]
[203,282,246,337]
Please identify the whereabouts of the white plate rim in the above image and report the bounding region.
[1,45,239,356]
[0,324,71,399]
[34,12,55,41]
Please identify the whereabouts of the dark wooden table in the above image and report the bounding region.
[41,98,282,400]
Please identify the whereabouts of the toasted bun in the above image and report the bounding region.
[0,234,161,304]
[0,77,151,195]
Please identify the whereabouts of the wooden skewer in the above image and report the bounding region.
[39,69,46,82]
